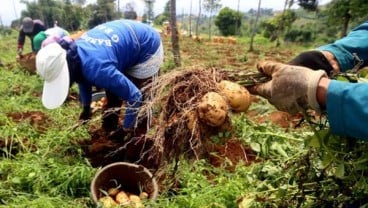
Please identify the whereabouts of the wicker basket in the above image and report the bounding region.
[17,52,36,74]
[90,162,158,204]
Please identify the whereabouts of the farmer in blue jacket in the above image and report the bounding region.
[35,19,163,141]
[249,21,368,140]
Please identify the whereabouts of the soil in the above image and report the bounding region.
[7,110,51,133]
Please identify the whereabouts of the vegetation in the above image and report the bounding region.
[1,0,368,207]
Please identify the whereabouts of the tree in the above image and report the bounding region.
[260,9,296,43]
[324,0,368,38]
[153,1,169,25]
[214,7,242,36]
[123,2,138,20]
[144,0,155,24]
[249,0,261,52]
[87,0,120,28]
[170,0,181,67]
[195,0,202,37]
[298,0,318,11]
[203,0,221,40]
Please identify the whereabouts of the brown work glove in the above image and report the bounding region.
[249,61,327,114]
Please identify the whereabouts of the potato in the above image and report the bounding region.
[218,80,251,112]
[139,192,149,199]
[99,196,118,208]
[129,194,144,208]
[115,190,130,204]
[197,92,228,127]
[108,187,120,197]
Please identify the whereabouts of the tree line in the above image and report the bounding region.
[7,0,368,45]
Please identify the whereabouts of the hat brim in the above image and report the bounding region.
[41,59,70,109]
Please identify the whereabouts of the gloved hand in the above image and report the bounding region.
[248,61,327,114]
[79,105,92,123]
[16,48,23,59]
[288,50,335,75]
[17,47,23,55]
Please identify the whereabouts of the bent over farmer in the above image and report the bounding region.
[35,19,164,142]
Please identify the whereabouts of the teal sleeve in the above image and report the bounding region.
[326,80,368,140]
[318,21,368,72]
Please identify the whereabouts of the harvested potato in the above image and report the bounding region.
[218,80,251,112]
[129,194,144,208]
[108,187,120,197]
[139,192,149,199]
[99,196,118,208]
[115,190,130,204]
[197,92,228,127]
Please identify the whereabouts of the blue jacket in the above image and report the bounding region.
[317,21,368,140]
[318,21,368,71]
[74,20,161,129]
[327,81,368,140]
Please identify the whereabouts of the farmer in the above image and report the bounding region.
[35,19,163,141]
[33,26,70,52]
[17,17,46,55]
[288,20,368,76]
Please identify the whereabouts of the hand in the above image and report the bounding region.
[288,50,335,75]
[79,105,91,123]
[17,48,23,56]
[248,61,327,114]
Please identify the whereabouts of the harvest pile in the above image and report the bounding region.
[133,67,253,169]
[99,188,148,208]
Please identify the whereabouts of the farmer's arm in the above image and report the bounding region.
[92,66,143,129]
[251,61,368,140]
[289,21,368,74]
[17,29,26,53]
[323,80,368,140]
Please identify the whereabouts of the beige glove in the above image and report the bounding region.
[249,61,327,114]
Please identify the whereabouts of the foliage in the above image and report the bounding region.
[2,19,368,208]
[214,7,243,36]
[87,0,121,29]
[284,29,313,43]
[260,10,297,42]
[203,0,222,39]
[322,0,368,37]
[123,2,138,20]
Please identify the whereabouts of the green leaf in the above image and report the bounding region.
[320,154,333,169]
[250,142,261,152]
[335,163,345,179]
[238,196,254,208]
[306,134,320,148]
[11,177,21,184]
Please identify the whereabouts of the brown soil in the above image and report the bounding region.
[7,110,51,133]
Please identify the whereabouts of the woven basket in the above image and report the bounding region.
[90,162,158,203]
[17,52,36,74]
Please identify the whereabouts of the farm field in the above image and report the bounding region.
[1,29,368,208]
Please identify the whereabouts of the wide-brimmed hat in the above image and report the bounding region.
[36,42,70,109]
[22,17,34,33]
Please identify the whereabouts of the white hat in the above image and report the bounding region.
[36,42,70,109]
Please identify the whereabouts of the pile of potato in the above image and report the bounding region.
[99,187,148,208]
[197,80,251,127]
